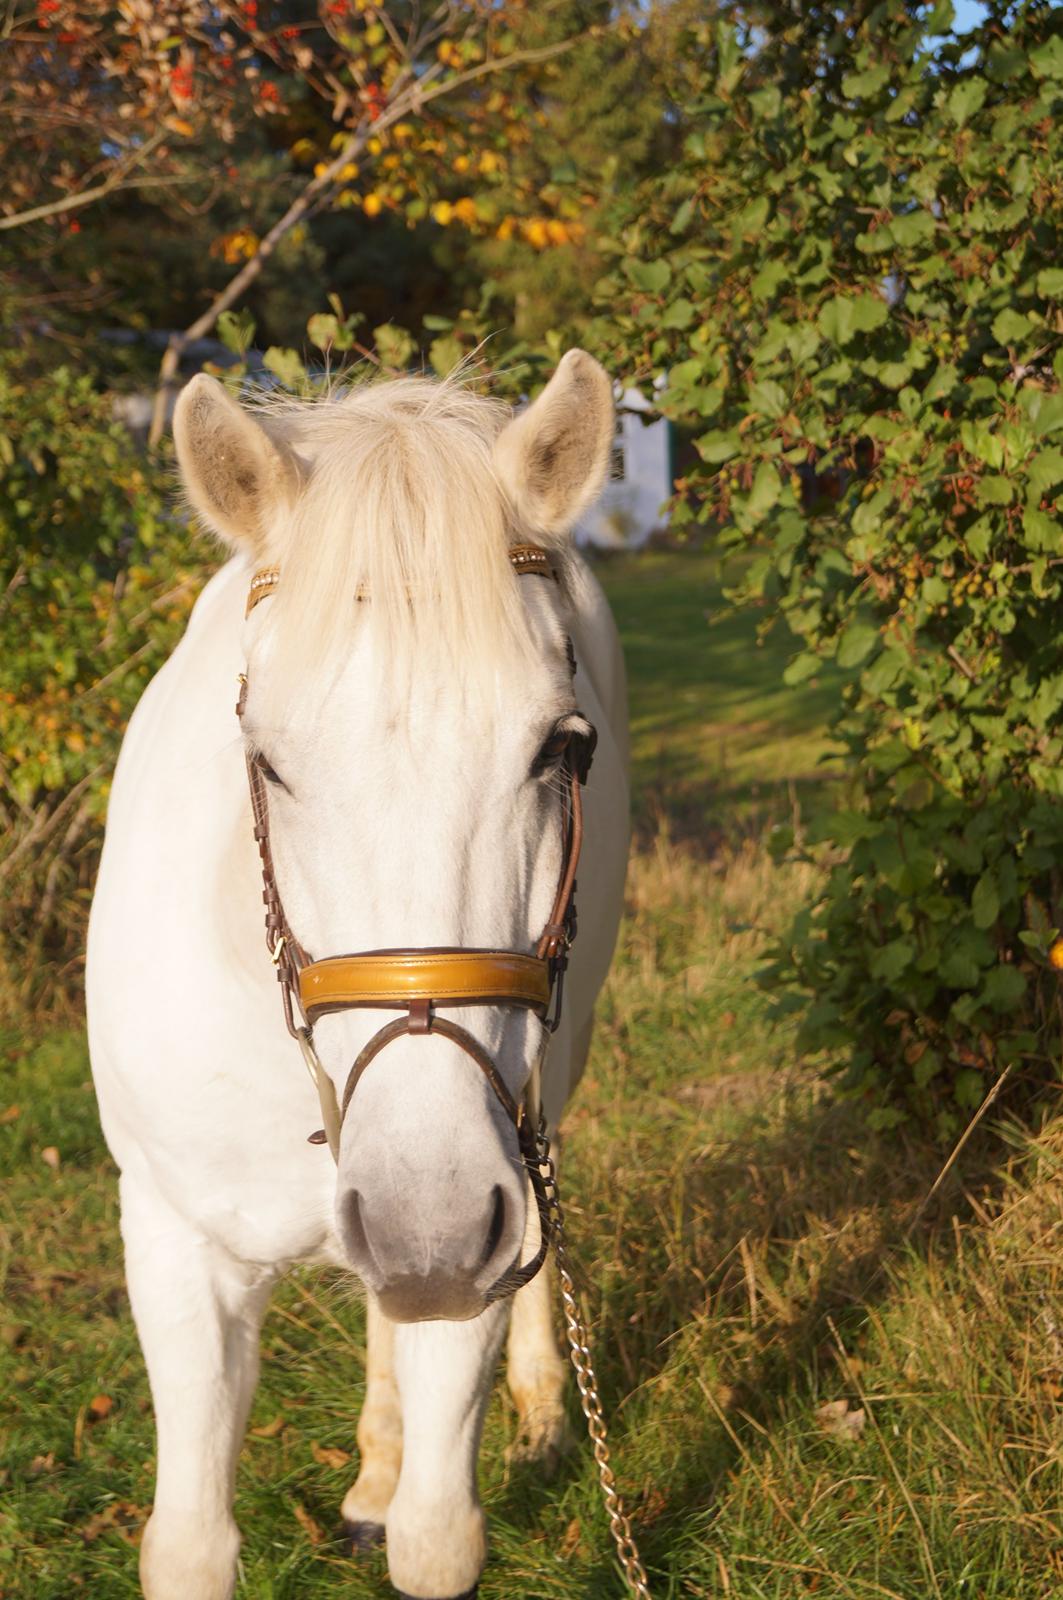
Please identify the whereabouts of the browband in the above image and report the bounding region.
[245,542,558,617]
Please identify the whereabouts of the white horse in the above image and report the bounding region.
[86,351,629,1600]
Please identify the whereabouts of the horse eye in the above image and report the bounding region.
[254,753,285,788]
[532,726,572,777]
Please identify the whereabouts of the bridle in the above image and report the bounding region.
[235,543,594,1302]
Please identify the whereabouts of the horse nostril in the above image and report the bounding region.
[478,1185,507,1274]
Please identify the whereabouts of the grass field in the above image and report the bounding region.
[2,552,1061,1599]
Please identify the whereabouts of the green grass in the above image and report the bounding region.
[2,551,1061,1599]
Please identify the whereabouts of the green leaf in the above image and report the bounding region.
[1022,507,1059,553]
[1036,267,1063,298]
[661,297,695,330]
[1031,394,1063,437]
[992,307,1033,345]
[850,293,889,332]
[842,63,890,98]
[670,196,695,234]
[870,937,914,981]
[262,346,306,391]
[836,621,879,668]
[746,461,780,519]
[373,323,416,370]
[747,379,787,419]
[307,313,341,352]
[783,651,821,686]
[1027,448,1063,498]
[1030,36,1063,79]
[947,78,988,126]
[981,965,1027,1011]
[217,308,256,357]
[818,296,854,346]
[751,260,787,301]
[862,648,905,695]
[972,871,999,929]
[977,475,1014,505]
[626,259,671,294]
[428,334,464,377]
[696,430,741,464]
[890,209,935,246]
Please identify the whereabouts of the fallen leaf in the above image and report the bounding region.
[814,1398,866,1442]
[293,1502,325,1545]
[559,1517,583,1559]
[250,1414,287,1438]
[87,1394,114,1422]
[80,1501,150,1545]
[720,1009,737,1028]
[311,1440,351,1469]
[41,1146,60,1170]
[28,1453,56,1476]
[638,1487,669,1526]
[0,1104,19,1124]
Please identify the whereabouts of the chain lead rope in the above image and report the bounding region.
[535,1125,652,1600]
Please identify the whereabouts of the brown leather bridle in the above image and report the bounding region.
[236,544,593,1301]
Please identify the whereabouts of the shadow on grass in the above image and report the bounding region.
[493,1083,1017,1591]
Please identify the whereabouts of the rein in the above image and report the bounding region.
[235,542,652,1597]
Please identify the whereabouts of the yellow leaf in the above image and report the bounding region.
[363,192,383,218]
[311,1440,352,1469]
[431,200,453,226]
[250,1414,287,1438]
[814,1399,865,1442]
[293,1502,325,1545]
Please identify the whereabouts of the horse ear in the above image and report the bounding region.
[173,373,297,553]
[494,349,614,538]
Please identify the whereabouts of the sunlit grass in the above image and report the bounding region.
[1,550,1060,1598]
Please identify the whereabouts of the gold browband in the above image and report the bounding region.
[298,949,552,1025]
[245,543,558,618]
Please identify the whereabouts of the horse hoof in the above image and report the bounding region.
[343,1517,385,1553]
[392,1589,477,1600]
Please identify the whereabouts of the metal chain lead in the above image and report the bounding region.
[534,1125,652,1600]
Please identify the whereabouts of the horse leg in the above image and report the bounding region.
[120,1171,275,1600]
[385,1305,509,1600]
[341,1293,402,1549]
[506,1256,572,1472]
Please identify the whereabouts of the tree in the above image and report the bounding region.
[591,0,1063,1133]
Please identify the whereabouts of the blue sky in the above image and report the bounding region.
[952,0,989,32]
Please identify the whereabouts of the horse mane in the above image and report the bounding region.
[253,373,545,699]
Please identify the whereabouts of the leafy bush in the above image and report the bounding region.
[590,1,1063,1134]
[0,358,204,1010]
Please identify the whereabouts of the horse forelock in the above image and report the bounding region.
[247,374,551,706]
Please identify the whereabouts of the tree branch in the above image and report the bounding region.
[0,128,168,231]
[147,32,580,447]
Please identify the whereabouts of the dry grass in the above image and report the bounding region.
[2,550,1061,1597]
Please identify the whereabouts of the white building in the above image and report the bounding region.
[576,387,673,550]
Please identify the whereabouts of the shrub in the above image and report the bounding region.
[0,358,203,1010]
[589,1,1063,1134]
